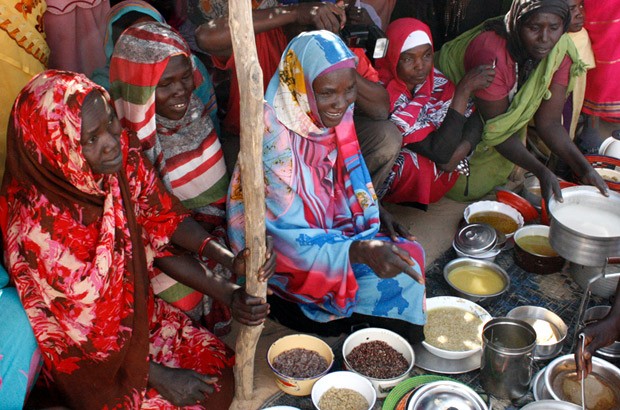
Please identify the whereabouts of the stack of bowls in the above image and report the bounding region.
[452,223,500,261]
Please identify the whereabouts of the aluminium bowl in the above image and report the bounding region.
[506,305,567,360]
[407,380,488,410]
[544,354,620,407]
[443,258,510,302]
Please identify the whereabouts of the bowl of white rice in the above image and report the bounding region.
[422,296,492,360]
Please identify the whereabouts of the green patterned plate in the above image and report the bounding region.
[382,375,457,410]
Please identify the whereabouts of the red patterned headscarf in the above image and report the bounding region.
[376,18,457,145]
[1,70,186,408]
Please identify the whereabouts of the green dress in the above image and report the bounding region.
[436,20,585,201]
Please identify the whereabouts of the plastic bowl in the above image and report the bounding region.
[267,334,334,396]
[464,200,524,238]
[506,305,567,360]
[311,371,376,410]
[422,296,492,360]
[443,258,510,302]
[599,136,620,160]
[496,189,539,223]
[342,328,414,398]
[513,225,565,274]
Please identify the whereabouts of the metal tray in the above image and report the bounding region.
[413,343,481,374]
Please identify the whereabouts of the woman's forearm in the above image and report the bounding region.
[155,254,238,305]
[170,218,235,270]
[195,8,298,56]
[494,134,548,176]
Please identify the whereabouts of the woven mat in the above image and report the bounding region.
[260,246,611,410]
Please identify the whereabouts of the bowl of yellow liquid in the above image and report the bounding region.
[514,225,565,274]
[464,200,524,238]
[442,258,510,302]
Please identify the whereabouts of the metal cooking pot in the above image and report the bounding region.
[548,186,620,266]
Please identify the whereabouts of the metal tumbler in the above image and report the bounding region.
[480,317,537,400]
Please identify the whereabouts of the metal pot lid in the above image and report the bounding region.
[520,400,581,409]
[407,380,488,410]
[454,223,497,255]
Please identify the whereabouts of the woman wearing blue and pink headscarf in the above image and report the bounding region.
[227,30,427,342]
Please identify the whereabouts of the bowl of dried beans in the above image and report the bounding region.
[267,334,334,396]
[342,328,414,398]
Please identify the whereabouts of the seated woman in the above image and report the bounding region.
[436,0,606,202]
[1,70,272,408]
[0,255,41,407]
[92,0,219,134]
[375,17,493,206]
[110,22,235,334]
[227,30,427,343]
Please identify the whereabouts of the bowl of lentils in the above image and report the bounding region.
[342,327,414,398]
[267,334,334,396]
[311,371,376,410]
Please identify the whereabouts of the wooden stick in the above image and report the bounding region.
[228,0,267,407]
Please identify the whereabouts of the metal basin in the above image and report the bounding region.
[548,186,620,266]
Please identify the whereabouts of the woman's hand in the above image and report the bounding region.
[576,316,620,377]
[350,240,424,284]
[230,287,270,326]
[576,166,609,197]
[537,167,563,204]
[232,236,276,281]
[458,64,496,95]
[296,2,346,33]
[379,203,415,242]
[148,363,218,406]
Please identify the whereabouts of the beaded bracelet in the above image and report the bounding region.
[198,236,215,262]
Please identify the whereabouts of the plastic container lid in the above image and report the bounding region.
[496,189,539,222]
[454,223,497,255]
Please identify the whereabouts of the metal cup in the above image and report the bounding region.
[480,318,537,400]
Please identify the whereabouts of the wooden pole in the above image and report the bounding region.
[228,0,267,407]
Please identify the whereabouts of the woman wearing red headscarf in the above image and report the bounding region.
[374,18,493,207]
[1,70,273,408]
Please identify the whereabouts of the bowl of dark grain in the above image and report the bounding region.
[342,327,414,398]
[267,334,334,396]
[311,371,376,410]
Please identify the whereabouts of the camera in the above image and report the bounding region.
[340,23,389,61]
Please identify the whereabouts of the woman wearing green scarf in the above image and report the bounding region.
[437,0,607,201]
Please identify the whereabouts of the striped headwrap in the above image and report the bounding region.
[109,22,229,211]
